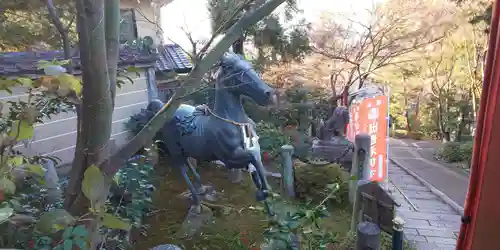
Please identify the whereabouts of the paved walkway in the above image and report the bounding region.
[387,162,461,250]
[385,138,473,249]
[389,138,469,207]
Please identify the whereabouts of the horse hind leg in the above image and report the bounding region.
[174,158,213,239]
[177,160,201,206]
[185,158,202,189]
[184,158,217,202]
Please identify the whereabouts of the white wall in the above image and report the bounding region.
[0,71,149,167]
[121,0,165,45]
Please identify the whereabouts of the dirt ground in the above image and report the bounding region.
[133,163,354,250]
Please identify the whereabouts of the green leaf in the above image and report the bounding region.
[25,164,46,176]
[62,226,76,239]
[7,156,23,166]
[0,79,18,90]
[72,225,89,238]
[36,60,52,69]
[63,239,73,250]
[81,165,106,207]
[8,199,22,211]
[0,178,16,195]
[0,207,14,223]
[126,66,142,77]
[52,244,63,250]
[100,213,131,230]
[57,73,82,95]
[16,77,33,87]
[36,209,75,234]
[73,238,89,250]
[59,59,72,66]
[8,120,35,141]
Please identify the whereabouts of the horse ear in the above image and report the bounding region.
[220,52,230,64]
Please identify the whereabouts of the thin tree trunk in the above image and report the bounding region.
[45,0,74,72]
[471,88,477,134]
[414,89,423,131]
[457,107,467,141]
[232,36,245,55]
[65,0,115,215]
[106,0,120,107]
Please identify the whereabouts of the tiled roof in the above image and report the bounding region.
[156,44,192,74]
[0,47,158,77]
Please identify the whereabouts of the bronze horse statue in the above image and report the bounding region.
[131,53,277,237]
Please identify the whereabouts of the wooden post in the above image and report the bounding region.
[356,221,381,250]
[392,217,405,250]
[280,145,295,198]
[350,134,371,232]
[349,133,371,203]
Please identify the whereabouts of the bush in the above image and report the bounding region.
[459,141,474,166]
[294,162,349,207]
[408,131,424,140]
[256,122,291,158]
[392,129,408,138]
[436,141,473,166]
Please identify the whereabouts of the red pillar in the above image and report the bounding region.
[456,1,500,249]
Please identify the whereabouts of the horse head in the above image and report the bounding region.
[216,53,277,106]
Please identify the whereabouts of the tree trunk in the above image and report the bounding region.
[405,110,412,133]
[413,90,422,131]
[470,88,477,134]
[403,85,412,133]
[45,0,73,72]
[232,36,245,55]
[457,107,467,142]
[65,0,117,215]
[105,0,120,107]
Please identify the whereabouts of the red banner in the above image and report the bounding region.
[347,95,388,182]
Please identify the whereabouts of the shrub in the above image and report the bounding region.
[408,131,424,140]
[392,129,408,138]
[437,141,473,166]
[294,162,349,207]
[256,122,291,159]
[459,141,474,166]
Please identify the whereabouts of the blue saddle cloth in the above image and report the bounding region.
[173,105,209,136]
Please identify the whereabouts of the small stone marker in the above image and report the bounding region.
[151,244,182,250]
[357,221,381,250]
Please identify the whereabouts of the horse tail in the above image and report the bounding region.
[125,108,157,134]
[125,107,167,155]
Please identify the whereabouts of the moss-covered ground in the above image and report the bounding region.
[134,162,414,250]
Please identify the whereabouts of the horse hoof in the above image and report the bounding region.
[179,185,217,202]
[175,204,213,239]
[199,185,218,202]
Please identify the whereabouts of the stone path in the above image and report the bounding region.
[386,162,461,250]
[389,138,469,207]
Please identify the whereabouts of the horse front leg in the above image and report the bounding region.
[224,148,274,216]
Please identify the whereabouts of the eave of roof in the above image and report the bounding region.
[155,44,193,74]
[0,47,158,77]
